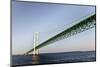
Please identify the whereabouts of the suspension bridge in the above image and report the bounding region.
[24,13,96,55]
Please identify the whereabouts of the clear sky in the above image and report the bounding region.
[12,1,95,55]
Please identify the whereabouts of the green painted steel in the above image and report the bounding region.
[25,13,96,54]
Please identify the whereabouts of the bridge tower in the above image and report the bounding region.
[33,32,39,56]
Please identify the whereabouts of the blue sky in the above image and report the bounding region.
[12,1,95,54]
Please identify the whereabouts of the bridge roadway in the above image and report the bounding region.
[25,13,96,55]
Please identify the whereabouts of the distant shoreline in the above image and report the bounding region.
[12,50,96,56]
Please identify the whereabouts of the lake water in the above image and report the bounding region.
[12,51,96,66]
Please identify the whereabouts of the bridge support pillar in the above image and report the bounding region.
[33,32,39,56]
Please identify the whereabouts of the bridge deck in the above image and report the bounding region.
[25,13,96,55]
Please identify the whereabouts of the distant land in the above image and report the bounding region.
[12,50,96,56]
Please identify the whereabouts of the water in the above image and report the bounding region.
[12,51,96,66]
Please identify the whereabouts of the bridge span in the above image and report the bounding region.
[25,13,96,55]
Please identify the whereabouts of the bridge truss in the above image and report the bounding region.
[25,13,96,54]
